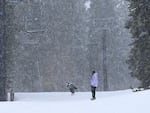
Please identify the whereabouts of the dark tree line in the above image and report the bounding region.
[0,0,16,101]
[0,0,7,101]
[126,0,150,88]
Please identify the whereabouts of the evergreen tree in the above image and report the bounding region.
[126,0,150,88]
[0,0,7,101]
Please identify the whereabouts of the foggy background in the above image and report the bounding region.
[6,0,139,92]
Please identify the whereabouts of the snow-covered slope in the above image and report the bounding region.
[0,90,150,113]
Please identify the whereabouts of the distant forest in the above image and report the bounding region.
[0,0,139,98]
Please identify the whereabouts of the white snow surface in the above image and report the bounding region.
[1,89,150,113]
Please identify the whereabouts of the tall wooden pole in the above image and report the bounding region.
[102,29,108,91]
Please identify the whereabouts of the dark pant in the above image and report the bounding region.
[70,88,75,94]
[91,86,96,98]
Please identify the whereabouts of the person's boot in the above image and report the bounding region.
[90,97,96,100]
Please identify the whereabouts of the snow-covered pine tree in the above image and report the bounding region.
[126,0,150,88]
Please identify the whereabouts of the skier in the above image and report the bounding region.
[66,82,77,95]
[90,70,98,100]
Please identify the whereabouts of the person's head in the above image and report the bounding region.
[92,70,95,75]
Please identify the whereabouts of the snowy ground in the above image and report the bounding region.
[1,89,150,113]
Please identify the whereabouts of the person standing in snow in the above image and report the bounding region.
[90,70,98,100]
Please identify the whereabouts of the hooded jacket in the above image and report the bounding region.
[91,72,98,87]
